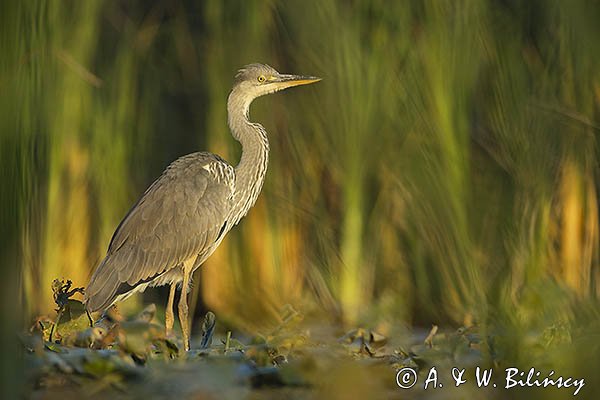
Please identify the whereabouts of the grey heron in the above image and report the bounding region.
[85,63,320,351]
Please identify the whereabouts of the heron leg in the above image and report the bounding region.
[178,272,191,352]
[165,283,176,337]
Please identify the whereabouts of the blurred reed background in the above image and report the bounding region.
[2,0,600,395]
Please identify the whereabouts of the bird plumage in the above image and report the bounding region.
[86,152,235,312]
[84,63,319,350]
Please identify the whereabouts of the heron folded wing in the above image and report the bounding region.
[85,152,235,312]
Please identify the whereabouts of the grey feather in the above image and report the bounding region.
[86,152,235,312]
[84,63,320,332]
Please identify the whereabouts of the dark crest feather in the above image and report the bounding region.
[234,63,277,84]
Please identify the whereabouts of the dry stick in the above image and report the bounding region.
[424,325,438,348]
[49,308,64,343]
[200,311,216,349]
[224,331,232,354]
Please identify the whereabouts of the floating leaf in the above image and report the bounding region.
[53,300,93,342]
[135,304,156,323]
[116,321,165,358]
[62,327,107,348]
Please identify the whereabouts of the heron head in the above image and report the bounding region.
[233,63,321,98]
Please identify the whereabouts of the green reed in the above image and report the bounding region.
[4,5,599,384]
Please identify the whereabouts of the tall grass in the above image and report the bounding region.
[1,2,41,395]
[3,2,169,319]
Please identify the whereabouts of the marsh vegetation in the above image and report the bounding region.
[2,1,600,398]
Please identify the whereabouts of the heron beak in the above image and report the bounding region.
[273,74,321,90]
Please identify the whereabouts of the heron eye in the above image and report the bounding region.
[257,75,266,83]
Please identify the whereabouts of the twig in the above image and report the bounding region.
[224,331,232,354]
[55,49,103,88]
[424,325,438,348]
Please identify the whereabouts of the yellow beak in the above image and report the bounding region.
[272,74,321,90]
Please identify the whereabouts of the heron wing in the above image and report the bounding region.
[85,152,235,312]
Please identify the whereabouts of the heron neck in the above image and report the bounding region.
[227,89,269,224]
